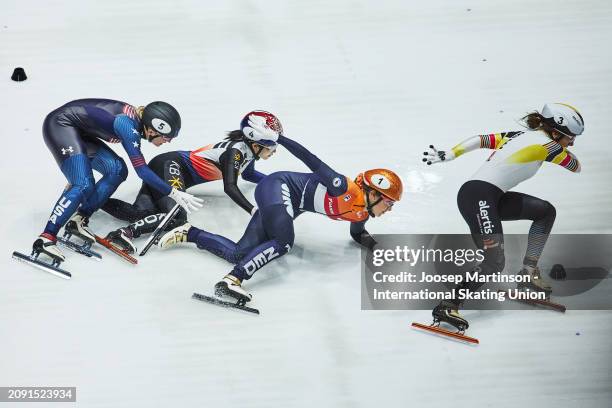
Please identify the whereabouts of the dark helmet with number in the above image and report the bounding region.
[142,101,181,138]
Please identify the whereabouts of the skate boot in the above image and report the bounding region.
[105,227,137,254]
[517,266,552,298]
[157,223,191,249]
[64,212,95,244]
[32,234,66,263]
[214,274,252,303]
[432,300,469,331]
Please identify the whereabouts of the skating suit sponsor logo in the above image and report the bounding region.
[61,146,74,155]
[134,214,164,229]
[244,246,282,276]
[281,183,294,218]
[478,200,494,234]
[167,160,183,189]
[233,152,243,170]
[48,197,72,224]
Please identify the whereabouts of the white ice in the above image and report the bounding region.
[1,1,611,407]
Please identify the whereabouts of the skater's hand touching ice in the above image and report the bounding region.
[422,145,455,165]
[169,188,204,213]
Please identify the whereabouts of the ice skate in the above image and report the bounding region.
[32,234,65,263]
[157,223,191,249]
[517,266,552,298]
[64,212,95,244]
[214,274,252,303]
[11,234,72,279]
[105,227,137,254]
[411,301,477,344]
[432,300,469,331]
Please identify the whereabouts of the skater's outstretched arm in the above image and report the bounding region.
[219,147,259,214]
[423,131,523,165]
[350,221,377,250]
[277,135,348,196]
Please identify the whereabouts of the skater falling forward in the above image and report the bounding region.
[158,111,403,305]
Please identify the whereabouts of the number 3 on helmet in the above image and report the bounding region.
[360,169,403,202]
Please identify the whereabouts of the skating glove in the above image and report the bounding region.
[244,114,280,143]
[422,145,455,165]
[169,188,204,214]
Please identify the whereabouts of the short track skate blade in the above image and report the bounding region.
[94,235,138,265]
[497,290,566,313]
[57,237,102,260]
[411,322,479,345]
[192,292,260,315]
[12,251,71,280]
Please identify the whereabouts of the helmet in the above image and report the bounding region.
[240,110,283,147]
[541,103,584,137]
[142,101,181,138]
[360,168,403,201]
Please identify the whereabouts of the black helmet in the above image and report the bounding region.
[142,101,181,138]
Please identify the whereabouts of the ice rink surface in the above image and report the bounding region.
[1,1,611,407]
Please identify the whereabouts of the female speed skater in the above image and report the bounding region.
[157,111,403,303]
[422,102,584,331]
[33,98,203,265]
[101,110,279,253]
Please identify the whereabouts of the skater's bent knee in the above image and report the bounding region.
[111,158,128,181]
[544,201,556,220]
[73,177,95,199]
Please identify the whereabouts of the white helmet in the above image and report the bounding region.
[541,103,584,137]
